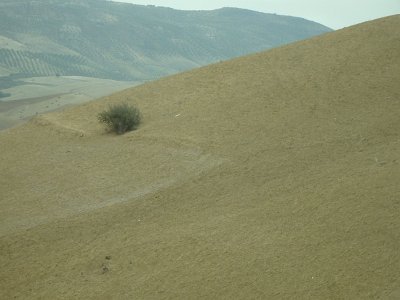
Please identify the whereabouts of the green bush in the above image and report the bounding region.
[98,103,141,134]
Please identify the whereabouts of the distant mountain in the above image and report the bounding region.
[0,0,331,84]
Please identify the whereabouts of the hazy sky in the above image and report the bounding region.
[112,0,400,29]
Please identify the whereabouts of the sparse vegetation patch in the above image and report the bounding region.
[98,103,141,134]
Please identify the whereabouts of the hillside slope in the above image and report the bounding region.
[1,15,399,299]
[0,0,331,83]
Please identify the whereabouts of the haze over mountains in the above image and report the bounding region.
[1,15,399,299]
[0,0,331,85]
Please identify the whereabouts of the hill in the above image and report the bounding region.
[0,0,331,84]
[1,15,399,299]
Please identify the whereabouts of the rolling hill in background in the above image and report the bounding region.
[1,15,399,299]
[0,0,331,86]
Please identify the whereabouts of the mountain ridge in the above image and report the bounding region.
[0,0,331,83]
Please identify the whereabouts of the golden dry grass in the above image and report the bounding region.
[1,15,399,299]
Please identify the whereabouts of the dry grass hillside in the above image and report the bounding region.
[1,15,399,299]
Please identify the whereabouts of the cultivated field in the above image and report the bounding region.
[0,76,136,130]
